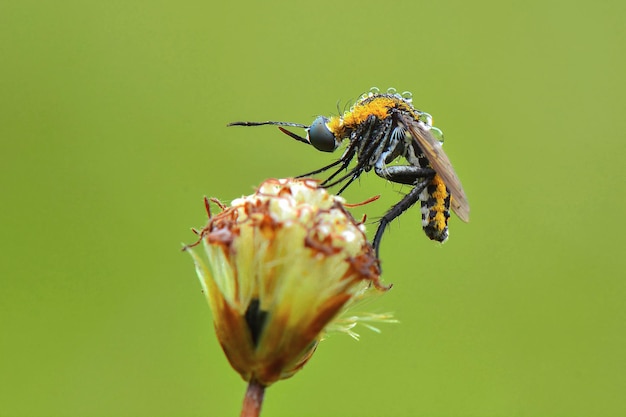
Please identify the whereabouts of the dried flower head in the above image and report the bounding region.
[184,178,391,387]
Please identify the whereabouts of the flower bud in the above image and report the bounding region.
[185,178,390,386]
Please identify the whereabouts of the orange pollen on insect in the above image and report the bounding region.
[328,97,399,139]
[344,98,395,127]
[431,175,449,231]
[326,116,345,138]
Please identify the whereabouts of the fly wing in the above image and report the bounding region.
[401,115,470,222]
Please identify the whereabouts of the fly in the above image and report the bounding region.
[228,88,469,255]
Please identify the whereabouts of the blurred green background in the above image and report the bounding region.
[1,0,624,416]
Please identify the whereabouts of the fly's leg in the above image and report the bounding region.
[372,165,435,258]
[317,115,382,191]
[374,165,435,185]
[297,138,359,183]
[296,158,344,178]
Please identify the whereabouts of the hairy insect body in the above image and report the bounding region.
[325,94,453,242]
[420,175,451,242]
[228,88,469,255]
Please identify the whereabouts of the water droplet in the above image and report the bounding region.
[401,91,413,101]
[386,87,397,95]
[369,86,380,95]
[430,127,444,144]
[418,112,433,126]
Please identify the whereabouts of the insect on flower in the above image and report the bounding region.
[183,178,392,389]
[228,88,469,255]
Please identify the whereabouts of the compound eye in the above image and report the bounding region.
[307,116,337,152]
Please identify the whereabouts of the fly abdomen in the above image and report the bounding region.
[420,174,451,242]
